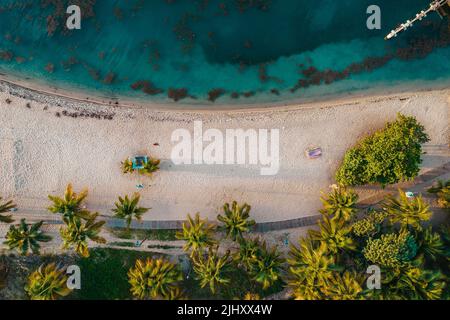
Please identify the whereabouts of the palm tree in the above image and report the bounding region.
[4,219,52,255]
[417,226,446,263]
[396,267,445,300]
[233,237,260,271]
[0,196,15,223]
[166,287,187,300]
[140,157,160,176]
[217,201,255,241]
[112,193,149,229]
[25,263,72,300]
[243,293,260,300]
[365,265,445,300]
[428,180,450,210]
[323,271,364,300]
[192,248,231,294]
[48,184,92,223]
[383,189,432,230]
[121,158,134,174]
[320,187,359,222]
[176,213,216,255]
[249,242,283,290]
[60,213,106,258]
[287,238,340,300]
[309,215,356,255]
[128,258,182,300]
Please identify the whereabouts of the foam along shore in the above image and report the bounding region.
[0,77,448,223]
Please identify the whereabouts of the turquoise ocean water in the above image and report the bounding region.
[0,0,449,105]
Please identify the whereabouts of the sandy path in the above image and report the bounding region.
[0,81,448,223]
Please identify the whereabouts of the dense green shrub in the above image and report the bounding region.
[363,230,418,268]
[351,210,387,238]
[336,114,429,187]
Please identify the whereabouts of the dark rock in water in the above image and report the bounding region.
[15,56,26,64]
[207,88,226,102]
[130,80,164,95]
[168,88,188,102]
[230,92,240,99]
[103,72,116,84]
[0,50,13,61]
[85,66,101,81]
[44,63,55,73]
[290,20,450,94]
[270,89,280,95]
[61,56,79,71]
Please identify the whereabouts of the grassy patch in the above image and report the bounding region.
[147,245,178,250]
[107,228,178,241]
[71,248,163,300]
[108,241,137,248]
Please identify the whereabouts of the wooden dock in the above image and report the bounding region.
[385,0,450,40]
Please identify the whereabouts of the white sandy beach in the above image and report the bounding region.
[0,78,448,223]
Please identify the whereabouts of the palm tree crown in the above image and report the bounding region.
[112,193,149,229]
[288,238,340,300]
[309,215,356,255]
[234,237,261,271]
[48,184,92,223]
[192,249,231,294]
[25,263,72,300]
[249,242,283,290]
[4,219,52,255]
[0,197,16,223]
[383,189,432,230]
[320,187,359,222]
[176,213,216,255]
[128,258,182,300]
[217,201,255,241]
[427,179,449,210]
[324,271,364,300]
[60,213,106,258]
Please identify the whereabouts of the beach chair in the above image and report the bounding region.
[306,147,322,159]
[131,156,149,170]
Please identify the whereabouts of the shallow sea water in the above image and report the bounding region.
[0,0,449,105]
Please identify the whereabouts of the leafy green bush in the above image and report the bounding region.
[351,210,387,238]
[336,114,429,187]
[363,230,418,268]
